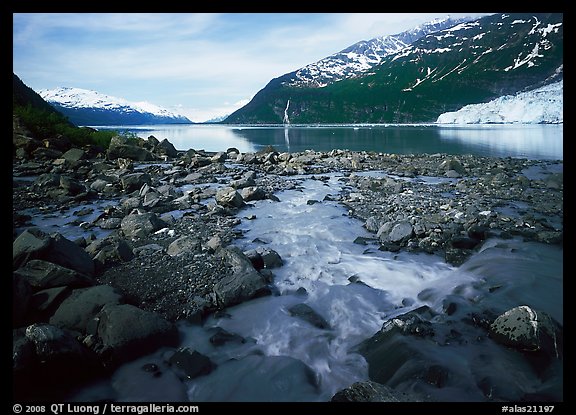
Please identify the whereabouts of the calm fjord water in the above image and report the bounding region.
[94,124,563,160]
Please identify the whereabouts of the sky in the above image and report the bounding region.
[13,13,493,122]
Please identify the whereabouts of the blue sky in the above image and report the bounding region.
[13,13,492,122]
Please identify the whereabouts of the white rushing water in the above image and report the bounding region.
[68,171,562,402]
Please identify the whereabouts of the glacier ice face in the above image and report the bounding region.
[436,80,563,124]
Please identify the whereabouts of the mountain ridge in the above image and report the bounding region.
[225,13,563,124]
[38,87,192,126]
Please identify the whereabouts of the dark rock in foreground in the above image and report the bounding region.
[331,380,426,402]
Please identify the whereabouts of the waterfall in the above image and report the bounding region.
[283,99,290,125]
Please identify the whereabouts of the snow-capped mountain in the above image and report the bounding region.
[436,79,563,124]
[226,13,563,124]
[288,16,471,88]
[37,87,192,126]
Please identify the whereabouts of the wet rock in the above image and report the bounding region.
[121,211,166,239]
[331,381,424,402]
[167,348,214,380]
[356,307,435,384]
[213,246,269,308]
[288,303,331,330]
[209,327,245,346]
[489,305,562,358]
[450,236,481,250]
[256,247,283,269]
[14,259,94,289]
[215,187,244,208]
[95,304,179,364]
[49,285,123,332]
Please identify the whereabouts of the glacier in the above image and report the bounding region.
[436,80,563,124]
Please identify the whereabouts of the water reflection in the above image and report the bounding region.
[437,125,563,160]
[93,124,563,160]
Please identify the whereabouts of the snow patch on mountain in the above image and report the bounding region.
[436,80,563,124]
[286,16,473,88]
[38,87,191,122]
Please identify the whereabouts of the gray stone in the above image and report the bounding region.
[107,135,156,161]
[240,186,266,202]
[121,212,166,239]
[25,323,86,361]
[331,381,424,402]
[97,217,123,229]
[121,173,152,192]
[213,247,269,307]
[49,285,123,332]
[489,305,562,358]
[356,307,435,384]
[60,176,85,195]
[378,221,414,244]
[439,158,467,175]
[13,228,51,270]
[14,259,94,289]
[13,229,95,276]
[61,148,86,162]
[167,348,215,380]
[96,304,179,364]
[167,236,201,256]
[288,303,331,330]
[156,139,178,158]
[215,187,244,208]
[256,247,283,268]
[45,233,96,277]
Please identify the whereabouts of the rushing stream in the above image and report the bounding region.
[65,171,562,402]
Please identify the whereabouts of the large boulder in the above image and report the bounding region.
[95,304,179,364]
[378,221,414,244]
[120,172,152,192]
[213,247,269,308]
[215,187,244,208]
[356,306,435,385]
[13,229,95,276]
[107,135,156,161]
[489,305,563,358]
[155,138,178,158]
[49,285,123,332]
[14,259,94,290]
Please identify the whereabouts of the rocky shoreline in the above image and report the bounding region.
[13,132,563,402]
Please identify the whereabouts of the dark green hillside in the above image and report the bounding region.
[13,73,117,150]
[225,13,563,124]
